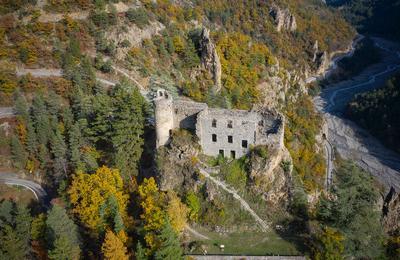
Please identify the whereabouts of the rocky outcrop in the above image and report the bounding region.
[269,5,297,32]
[199,28,222,92]
[248,146,293,206]
[156,131,202,191]
[105,21,165,60]
[383,187,400,234]
[314,51,330,74]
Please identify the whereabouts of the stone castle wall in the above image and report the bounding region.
[154,89,284,158]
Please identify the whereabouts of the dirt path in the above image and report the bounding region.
[185,225,210,240]
[199,165,269,232]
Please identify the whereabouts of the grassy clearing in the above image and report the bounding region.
[187,227,300,256]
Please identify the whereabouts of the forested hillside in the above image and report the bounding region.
[1,0,396,259]
[327,0,400,41]
[347,73,400,153]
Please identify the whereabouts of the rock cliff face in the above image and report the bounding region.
[248,145,293,206]
[156,135,200,192]
[382,187,400,234]
[269,5,297,32]
[199,28,222,92]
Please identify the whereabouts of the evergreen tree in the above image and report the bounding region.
[135,242,147,260]
[154,219,183,260]
[110,80,146,179]
[0,225,28,260]
[46,91,62,116]
[68,122,84,171]
[15,203,32,250]
[48,235,80,260]
[26,116,38,156]
[10,135,27,169]
[46,205,80,259]
[50,126,67,183]
[14,92,29,121]
[0,202,32,259]
[31,94,51,146]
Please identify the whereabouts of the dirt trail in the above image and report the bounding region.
[199,165,269,232]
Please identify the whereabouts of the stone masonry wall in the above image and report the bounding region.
[196,108,261,158]
[154,89,284,158]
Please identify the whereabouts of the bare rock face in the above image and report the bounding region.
[314,51,330,74]
[156,133,201,191]
[269,5,297,32]
[248,146,293,206]
[199,28,222,92]
[383,187,400,234]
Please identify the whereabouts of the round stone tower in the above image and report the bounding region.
[154,89,174,148]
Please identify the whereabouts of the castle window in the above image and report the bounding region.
[212,119,217,128]
[212,134,217,142]
[219,150,224,157]
[230,150,236,159]
[228,135,233,143]
[227,120,233,128]
[159,91,163,96]
[259,120,264,126]
[175,109,178,114]
[242,140,248,148]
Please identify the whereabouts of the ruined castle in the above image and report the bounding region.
[154,89,284,159]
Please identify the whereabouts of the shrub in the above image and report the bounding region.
[126,8,150,29]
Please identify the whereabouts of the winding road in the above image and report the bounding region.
[0,173,48,202]
[316,37,400,191]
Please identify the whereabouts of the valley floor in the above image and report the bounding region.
[315,37,400,191]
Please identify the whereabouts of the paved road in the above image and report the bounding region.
[199,164,269,232]
[0,107,14,119]
[324,140,334,189]
[0,173,48,202]
[316,37,400,191]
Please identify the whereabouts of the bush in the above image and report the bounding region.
[126,8,150,29]
[220,159,248,191]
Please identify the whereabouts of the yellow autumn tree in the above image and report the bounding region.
[138,178,188,251]
[166,192,188,233]
[68,166,129,231]
[102,230,129,260]
[138,177,165,250]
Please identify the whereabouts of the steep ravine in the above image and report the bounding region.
[314,37,400,192]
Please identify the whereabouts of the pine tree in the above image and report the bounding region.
[32,94,51,146]
[14,93,29,121]
[0,202,32,259]
[101,230,129,260]
[0,225,27,260]
[46,91,62,116]
[26,116,38,156]
[50,125,67,183]
[110,80,146,179]
[10,135,27,169]
[46,205,80,259]
[15,203,32,250]
[48,235,80,260]
[68,123,84,171]
[154,219,183,260]
[135,242,147,260]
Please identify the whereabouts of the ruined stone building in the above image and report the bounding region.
[154,89,284,159]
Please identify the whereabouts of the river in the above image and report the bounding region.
[314,36,400,192]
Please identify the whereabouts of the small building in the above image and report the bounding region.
[154,89,284,159]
